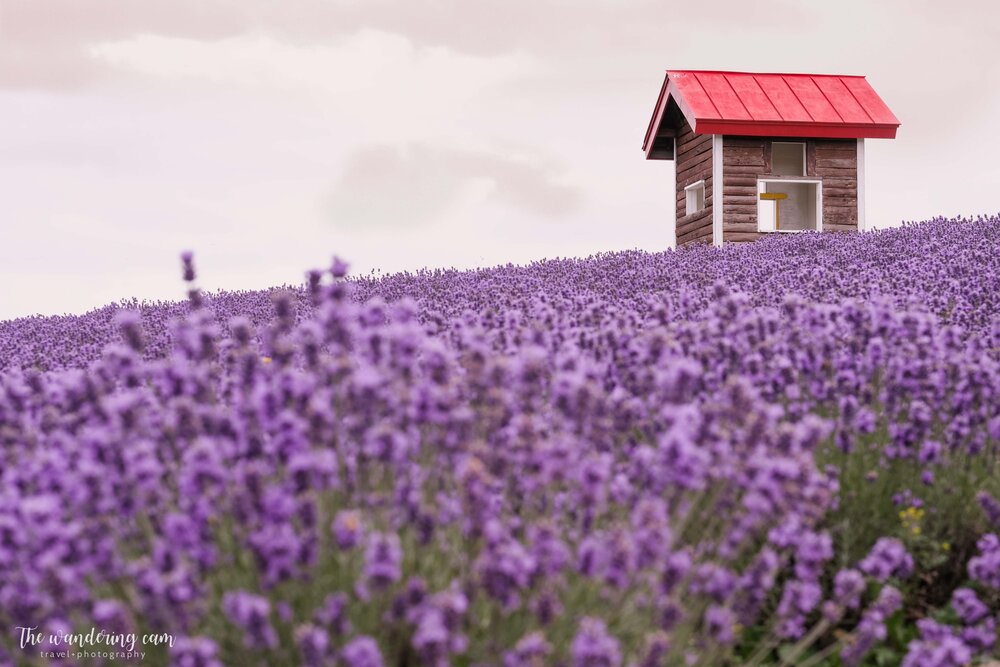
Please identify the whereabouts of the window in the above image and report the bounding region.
[758,179,822,233]
[684,180,705,216]
[772,142,806,176]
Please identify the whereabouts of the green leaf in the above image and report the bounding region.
[872,646,900,666]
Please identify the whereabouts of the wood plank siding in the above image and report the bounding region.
[717,136,858,245]
[674,110,714,246]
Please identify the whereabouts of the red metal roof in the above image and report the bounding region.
[643,70,899,152]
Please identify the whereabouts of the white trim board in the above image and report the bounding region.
[857,138,866,232]
[712,134,723,247]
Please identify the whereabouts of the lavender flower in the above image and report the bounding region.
[571,618,621,667]
[503,632,551,667]
[221,591,278,650]
[968,534,1000,589]
[901,618,972,667]
[341,636,384,667]
[841,586,903,666]
[295,624,329,667]
[977,491,1000,529]
[314,592,352,635]
[859,538,914,582]
[363,532,403,591]
[950,588,989,625]
[170,636,223,667]
[332,510,364,550]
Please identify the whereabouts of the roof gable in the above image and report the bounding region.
[643,70,900,153]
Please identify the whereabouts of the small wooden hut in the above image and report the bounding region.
[642,70,899,247]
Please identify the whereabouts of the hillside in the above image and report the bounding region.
[0,215,998,666]
[2,215,997,372]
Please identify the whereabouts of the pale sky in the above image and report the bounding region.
[2,0,999,319]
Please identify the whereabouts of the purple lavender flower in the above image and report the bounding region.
[918,439,941,464]
[331,256,350,279]
[332,510,364,550]
[968,533,1000,589]
[691,563,737,604]
[704,604,737,645]
[503,632,551,667]
[776,579,822,639]
[529,587,563,626]
[295,623,329,667]
[634,631,670,667]
[794,530,834,581]
[363,532,402,591]
[170,636,223,667]
[407,584,469,666]
[960,616,995,653]
[976,491,1000,529]
[527,522,570,577]
[92,598,132,635]
[950,588,989,625]
[859,538,914,582]
[571,618,621,667]
[181,251,196,282]
[314,592,352,635]
[341,636,384,667]
[660,549,692,595]
[832,568,866,611]
[221,591,278,650]
[631,497,672,569]
[841,586,903,666]
[901,618,972,667]
[475,528,537,611]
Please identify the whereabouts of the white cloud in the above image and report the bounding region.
[326,142,582,228]
[88,31,537,139]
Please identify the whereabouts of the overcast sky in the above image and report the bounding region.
[2,0,998,319]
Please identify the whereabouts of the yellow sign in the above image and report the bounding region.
[759,192,789,229]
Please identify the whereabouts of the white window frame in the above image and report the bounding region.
[684,179,706,216]
[771,141,807,177]
[757,178,823,233]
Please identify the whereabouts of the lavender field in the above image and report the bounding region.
[1,216,999,666]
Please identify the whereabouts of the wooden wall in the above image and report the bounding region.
[815,140,859,232]
[721,138,765,243]
[674,112,714,247]
[720,137,858,244]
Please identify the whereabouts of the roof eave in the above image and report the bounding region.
[642,74,671,153]
[643,75,703,158]
[691,120,899,140]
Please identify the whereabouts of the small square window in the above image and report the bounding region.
[772,142,805,176]
[684,180,705,216]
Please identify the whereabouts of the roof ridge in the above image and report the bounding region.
[667,69,868,79]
